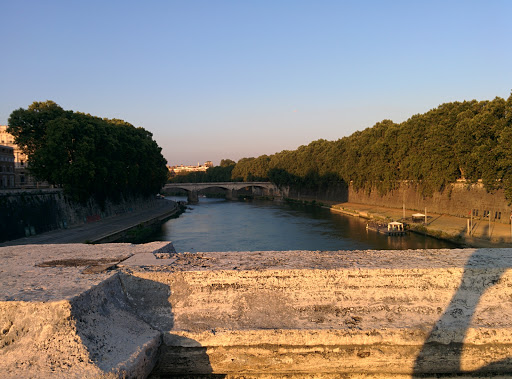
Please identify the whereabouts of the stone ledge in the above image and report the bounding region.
[3,245,512,377]
[0,242,173,378]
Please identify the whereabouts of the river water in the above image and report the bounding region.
[154,197,459,252]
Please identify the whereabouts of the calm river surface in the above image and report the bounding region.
[155,197,459,252]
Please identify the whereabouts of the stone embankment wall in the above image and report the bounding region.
[0,189,162,243]
[348,182,512,224]
[283,182,512,224]
[285,183,349,203]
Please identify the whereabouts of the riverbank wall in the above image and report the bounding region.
[284,182,511,225]
[3,243,512,378]
[282,182,512,248]
[285,182,349,204]
[0,189,165,243]
[348,181,512,224]
[90,202,184,244]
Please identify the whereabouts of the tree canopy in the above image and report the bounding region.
[8,101,168,203]
[170,92,512,201]
[170,159,236,183]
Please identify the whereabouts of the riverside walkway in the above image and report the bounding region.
[332,201,512,247]
[0,199,179,247]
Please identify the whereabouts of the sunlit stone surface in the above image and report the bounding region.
[2,244,512,377]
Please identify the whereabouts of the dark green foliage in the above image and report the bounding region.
[219,159,236,167]
[165,92,512,202]
[224,92,512,201]
[231,156,271,181]
[205,164,236,182]
[8,101,168,203]
[170,171,207,183]
[169,159,236,183]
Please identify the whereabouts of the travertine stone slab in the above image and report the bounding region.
[0,242,173,378]
[3,246,512,377]
[126,249,512,376]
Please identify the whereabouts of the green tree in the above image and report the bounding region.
[158,92,512,202]
[8,101,168,203]
[220,159,236,167]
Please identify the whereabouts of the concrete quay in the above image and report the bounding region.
[331,202,512,248]
[0,198,179,247]
[3,243,512,377]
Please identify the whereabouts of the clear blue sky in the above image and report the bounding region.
[1,0,511,166]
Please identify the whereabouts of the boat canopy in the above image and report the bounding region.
[387,221,404,231]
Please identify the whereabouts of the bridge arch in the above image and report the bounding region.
[163,182,282,203]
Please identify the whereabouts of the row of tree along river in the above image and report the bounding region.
[154,197,459,252]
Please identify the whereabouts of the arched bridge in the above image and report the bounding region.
[163,182,283,203]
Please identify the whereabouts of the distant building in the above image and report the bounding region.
[168,161,214,176]
[0,144,15,188]
[0,125,47,188]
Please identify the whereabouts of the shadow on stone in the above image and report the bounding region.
[149,335,224,378]
[413,248,512,376]
[70,273,215,378]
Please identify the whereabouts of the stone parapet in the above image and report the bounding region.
[2,245,512,377]
[0,242,173,378]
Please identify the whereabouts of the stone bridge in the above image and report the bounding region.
[163,181,282,202]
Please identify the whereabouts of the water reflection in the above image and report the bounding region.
[156,197,459,252]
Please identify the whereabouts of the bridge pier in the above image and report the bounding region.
[187,190,198,204]
[225,189,237,201]
[262,187,273,197]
